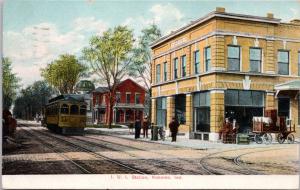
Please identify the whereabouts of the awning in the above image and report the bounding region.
[274,80,300,99]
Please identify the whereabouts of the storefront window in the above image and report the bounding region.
[175,94,186,124]
[193,92,210,132]
[156,97,167,127]
[225,90,264,133]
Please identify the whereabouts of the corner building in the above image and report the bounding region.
[150,7,300,141]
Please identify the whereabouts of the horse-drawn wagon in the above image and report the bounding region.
[252,110,295,144]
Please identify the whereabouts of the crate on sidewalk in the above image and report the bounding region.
[237,133,250,144]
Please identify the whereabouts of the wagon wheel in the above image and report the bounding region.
[254,134,263,144]
[287,133,295,144]
[277,133,285,144]
[262,133,272,145]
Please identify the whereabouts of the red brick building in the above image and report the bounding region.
[92,78,146,125]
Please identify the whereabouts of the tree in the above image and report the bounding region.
[13,81,54,119]
[82,26,134,128]
[41,54,87,94]
[2,57,20,110]
[128,24,162,118]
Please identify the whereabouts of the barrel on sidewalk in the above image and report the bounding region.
[151,124,158,141]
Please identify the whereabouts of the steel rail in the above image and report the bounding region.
[26,126,148,174]
[19,126,92,174]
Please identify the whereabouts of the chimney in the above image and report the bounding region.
[267,13,274,19]
[216,7,225,13]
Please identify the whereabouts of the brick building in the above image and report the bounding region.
[151,7,300,141]
[92,78,146,125]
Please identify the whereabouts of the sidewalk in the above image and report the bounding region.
[85,127,299,150]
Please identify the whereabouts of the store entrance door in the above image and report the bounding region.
[278,98,290,118]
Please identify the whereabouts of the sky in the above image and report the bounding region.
[3,0,300,88]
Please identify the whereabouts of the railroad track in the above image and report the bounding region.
[32,127,203,175]
[20,126,93,174]
[70,135,205,175]
[19,124,147,174]
[199,146,288,175]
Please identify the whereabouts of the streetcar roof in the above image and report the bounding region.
[48,94,85,104]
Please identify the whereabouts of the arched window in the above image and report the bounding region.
[70,105,79,115]
[80,105,87,115]
[60,104,69,114]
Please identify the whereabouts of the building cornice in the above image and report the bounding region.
[150,11,281,48]
[152,30,300,60]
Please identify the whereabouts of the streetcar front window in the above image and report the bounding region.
[70,105,79,115]
[80,105,87,115]
[61,104,69,114]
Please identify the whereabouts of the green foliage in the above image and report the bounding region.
[13,80,54,119]
[128,24,162,90]
[41,54,87,94]
[82,25,134,127]
[2,57,20,110]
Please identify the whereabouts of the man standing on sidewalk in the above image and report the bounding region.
[169,117,179,142]
[134,118,141,139]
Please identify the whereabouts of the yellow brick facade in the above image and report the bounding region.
[151,8,300,141]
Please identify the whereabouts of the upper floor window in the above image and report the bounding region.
[126,93,131,104]
[249,48,262,73]
[163,62,167,81]
[194,50,200,74]
[135,93,141,104]
[116,92,121,103]
[228,46,240,71]
[173,58,178,79]
[181,55,186,77]
[298,52,300,76]
[156,64,161,83]
[205,47,211,72]
[278,50,289,75]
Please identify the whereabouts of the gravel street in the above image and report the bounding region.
[2,121,299,175]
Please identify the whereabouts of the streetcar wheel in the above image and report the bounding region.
[277,133,285,144]
[287,134,295,144]
[262,133,272,145]
[254,134,263,144]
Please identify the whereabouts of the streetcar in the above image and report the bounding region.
[44,94,87,135]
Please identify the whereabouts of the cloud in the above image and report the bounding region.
[73,17,108,35]
[122,3,185,37]
[4,18,108,87]
[289,8,300,19]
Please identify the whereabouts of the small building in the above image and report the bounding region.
[150,7,300,141]
[92,78,146,125]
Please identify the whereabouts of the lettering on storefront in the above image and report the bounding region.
[243,76,251,90]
